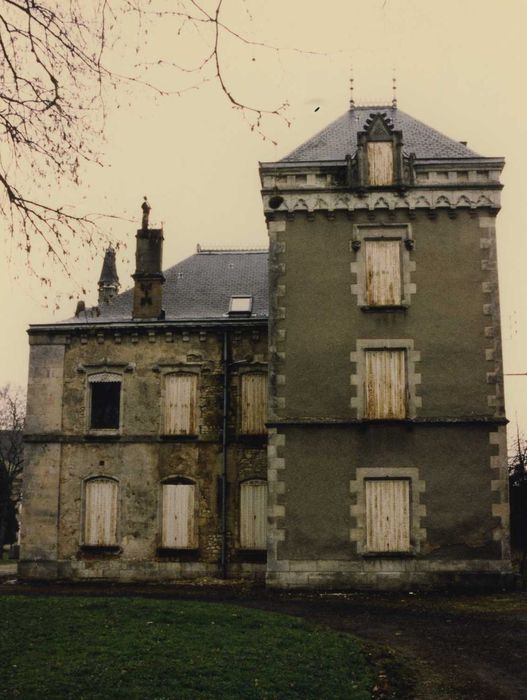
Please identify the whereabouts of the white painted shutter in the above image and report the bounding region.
[367,142,394,185]
[365,479,410,552]
[84,478,118,546]
[365,350,406,419]
[164,374,197,434]
[162,483,197,548]
[365,240,402,306]
[241,374,267,434]
[240,480,267,549]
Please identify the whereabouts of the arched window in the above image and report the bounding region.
[88,372,122,430]
[239,479,267,549]
[163,373,198,435]
[83,477,119,547]
[161,477,197,548]
[240,373,267,434]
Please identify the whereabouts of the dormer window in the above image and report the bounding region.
[348,112,414,191]
[229,295,253,315]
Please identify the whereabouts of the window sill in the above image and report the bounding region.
[233,549,267,563]
[80,545,121,555]
[360,418,409,423]
[156,548,199,561]
[86,429,121,439]
[236,433,268,440]
[160,434,199,441]
[360,304,409,313]
[362,551,416,558]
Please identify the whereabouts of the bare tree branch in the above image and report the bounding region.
[0,0,304,280]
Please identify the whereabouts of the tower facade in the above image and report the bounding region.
[260,106,511,588]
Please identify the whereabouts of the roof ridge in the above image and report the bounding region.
[196,246,267,254]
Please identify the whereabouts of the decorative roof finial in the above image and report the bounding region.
[349,66,355,111]
[141,196,151,229]
[392,68,398,109]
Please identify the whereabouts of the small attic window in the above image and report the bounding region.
[229,296,253,315]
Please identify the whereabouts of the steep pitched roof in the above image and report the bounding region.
[98,247,119,286]
[281,106,481,162]
[61,249,268,325]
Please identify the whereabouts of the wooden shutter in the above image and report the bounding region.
[365,350,406,419]
[365,479,410,552]
[84,478,118,546]
[367,142,394,185]
[241,374,267,434]
[162,483,197,548]
[164,374,197,434]
[240,480,267,549]
[365,240,402,306]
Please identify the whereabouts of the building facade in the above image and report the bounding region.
[20,223,270,581]
[20,104,512,588]
[261,106,511,588]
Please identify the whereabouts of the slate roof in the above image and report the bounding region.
[281,106,481,162]
[58,249,268,325]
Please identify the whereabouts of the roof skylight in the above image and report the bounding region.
[229,296,253,315]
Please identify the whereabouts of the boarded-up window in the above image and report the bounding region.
[89,373,121,429]
[241,373,267,434]
[240,480,267,549]
[163,374,198,435]
[367,142,393,185]
[365,350,406,419]
[161,482,197,548]
[365,240,402,306]
[365,479,410,552]
[84,478,119,546]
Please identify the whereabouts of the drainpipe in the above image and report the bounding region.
[221,330,229,578]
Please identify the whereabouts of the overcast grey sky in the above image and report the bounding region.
[2,0,526,436]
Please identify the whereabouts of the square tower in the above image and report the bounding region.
[260,106,511,589]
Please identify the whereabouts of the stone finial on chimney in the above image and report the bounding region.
[98,246,120,305]
[132,198,165,320]
[141,196,151,229]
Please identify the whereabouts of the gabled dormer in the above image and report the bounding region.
[347,111,415,193]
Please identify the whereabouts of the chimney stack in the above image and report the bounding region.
[98,246,120,305]
[132,197,165,319]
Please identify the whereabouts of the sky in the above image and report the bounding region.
[1,0,527,439]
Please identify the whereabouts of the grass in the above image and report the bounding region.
[0,596,375,699]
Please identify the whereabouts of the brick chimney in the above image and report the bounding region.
[98,246,120,305]
[132,197,165,319]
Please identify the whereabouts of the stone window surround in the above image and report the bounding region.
[350,224,416,309]
[234,363,268,436]
[350,467,426,555]
[158,475,199,552]
[237,478,268,550]
[79,474,121,551]
[350,339,422,420]
[85,370,124,436]
[158,365,201,437]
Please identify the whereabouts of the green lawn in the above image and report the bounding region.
[0,596,374,699]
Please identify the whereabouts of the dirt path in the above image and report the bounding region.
[2,579,526,699]
[243,594,527,700]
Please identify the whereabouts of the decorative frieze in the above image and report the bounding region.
[262,188,501,215]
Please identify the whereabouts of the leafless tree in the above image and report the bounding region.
[0,384,24,553]
[509,426,527,578]
[0,0,291,283]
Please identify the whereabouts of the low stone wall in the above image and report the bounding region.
[18,559,266,583]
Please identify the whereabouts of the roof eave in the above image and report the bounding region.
[28,317,269,334]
